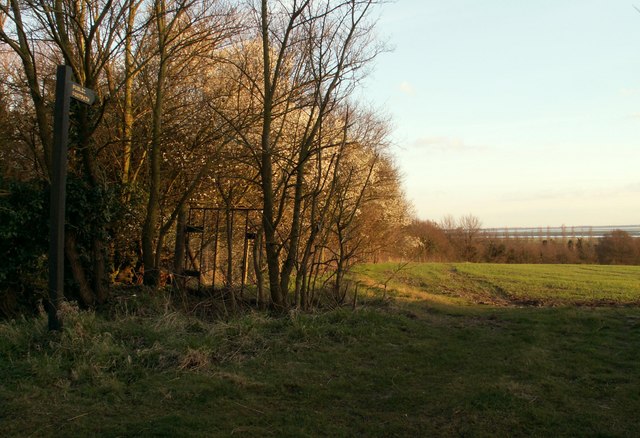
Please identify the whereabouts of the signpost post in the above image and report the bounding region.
[48,65,95,331]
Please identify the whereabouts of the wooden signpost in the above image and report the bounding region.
[48,65,95,331]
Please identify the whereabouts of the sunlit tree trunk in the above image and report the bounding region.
[142,0,168,286]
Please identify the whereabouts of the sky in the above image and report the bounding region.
[359,0,640,228]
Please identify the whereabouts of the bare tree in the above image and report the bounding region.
[0,0,136,305]
[459,213,482,261]
[247,0,384,309]
[140,0,239,285]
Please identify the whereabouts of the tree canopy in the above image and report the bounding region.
[0,0,409,317]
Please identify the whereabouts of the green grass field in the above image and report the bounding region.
[1,263,640,436]
[356,262,640,306]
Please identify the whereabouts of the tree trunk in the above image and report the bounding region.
[225,208,234,288]
[260,0,286,310]
[78,101,106,305]
[173,203,187,289]
[65,231,94,307]
[252,228,265,308]
[279,157,305,303]
[121,1,138,186]
[225,207,237,311]
[142,0,168,287]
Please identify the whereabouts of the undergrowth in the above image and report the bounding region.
[0,288,374,393]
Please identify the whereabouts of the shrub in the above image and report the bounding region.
[596,230,640,265]
[0,179,48,318]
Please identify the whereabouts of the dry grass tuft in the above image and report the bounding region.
[178,348,212,371]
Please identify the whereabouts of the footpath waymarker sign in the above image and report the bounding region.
[70,82,96,105]
[48,65,95,331]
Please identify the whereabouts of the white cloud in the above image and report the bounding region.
[500,181,640,204]
[412,136,486,152]
[398,81,415,96]
[623,181,640,192]
[620,88,640,97]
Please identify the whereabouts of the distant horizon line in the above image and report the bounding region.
[482,224,640,231]
[478,224,640,239]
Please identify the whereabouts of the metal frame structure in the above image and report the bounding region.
[182,206,262,294]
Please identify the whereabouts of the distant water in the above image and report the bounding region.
[480,225,640,239]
